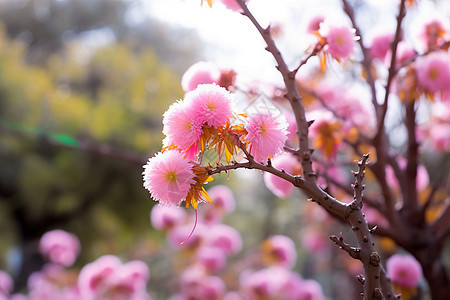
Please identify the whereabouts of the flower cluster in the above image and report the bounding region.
[1,230,152,300]
[386,254,423,300]
[144,60,290,209]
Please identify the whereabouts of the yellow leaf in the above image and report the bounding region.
[225,147,232,163]
[200,187,213,203]
[201,0,213,7]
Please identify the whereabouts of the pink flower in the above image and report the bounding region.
[416,51,450,95]
[306,15,325,33]
[293,279,326,300]
[150,205,186,231]
[369,33,394,61]
[39,230,80,267]
[325,25,356,59]
[220,0,249,12]
[143,150,195,206]
[0,271,13,296]
[202,185,235,224]
[387,254,422,288]
[240,267,294,299]
[168,223,206,248]
[184,84,233,128]
[263,153,300,198]
[78,256,150,300]
[162,100,203,152]
[196,246,227,273]
[181,61,221,92]
[206,224,242,255]
[245,112,288,163]
[78,255,122,298]
[419,19,449,50]
[261,235,297,269]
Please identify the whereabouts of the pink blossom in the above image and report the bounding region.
[306,15,325,33]
[220,0,249,12]
[387,254,422,288]
[202,185,235,224]
[240,267,295,299]
[263,153,300,198]
[143,150,195,206]
[325,25,356,59]
[206,224,242,255]
[391,42,417,68]
[181,61,220,92]
[79,256,150,300]
[39,230,80,267]
[0,271,13,296]
[416,51,450,95]
[162,100,203,152]
[168,222,206,248]
[300,228,329,253]
[150,205,186,231]
[245,112,289,163]
[419,19,449,50]
[184,84,233,128]
[78,255,122,298]
[196,247,227,273]
[369,33,394,61]
[293,279,326,300]
[261,235,297,269]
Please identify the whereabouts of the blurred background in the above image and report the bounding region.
[0,0,205,292]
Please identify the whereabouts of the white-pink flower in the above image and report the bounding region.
[181,61,221,92]
[0,270,13,297]
[369,33,394,61]
[39,230,80,267]
[325,25,356,60]
[162,100,203,152]
[386,254,422,288]
[143,150,195,206]
[416,51,450,95]
[220,0,249,12]
[185,84,233,128]
[262,235,297,269]
[150,205,186,231]
[263,153,299,198]
[245,112,288,163]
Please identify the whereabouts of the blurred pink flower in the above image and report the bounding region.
[168,222,206,248]
[202,185,236,224]
[39,230,80,267]
[369,33,394,61]
[162,100,203,152]
[0,270,13,297]
[196,246,227,273]
[419,19,449,50]
[185,84,233,128]
[261,235,297,269]
[325,25,356,60]
[181,61,220,92]
[220,0,249,12]
[387,254,422,288]
[416,51,450,95]
[143,150,195,206]
[263,153,300,198]
[300,228,329,253]
[306,15,325,33]
[240,267,297,299]
[293,279,326,300]
[150,205,186,231]
[78,255,150,300]
[245,112,288,163]
[206,224,242,255]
